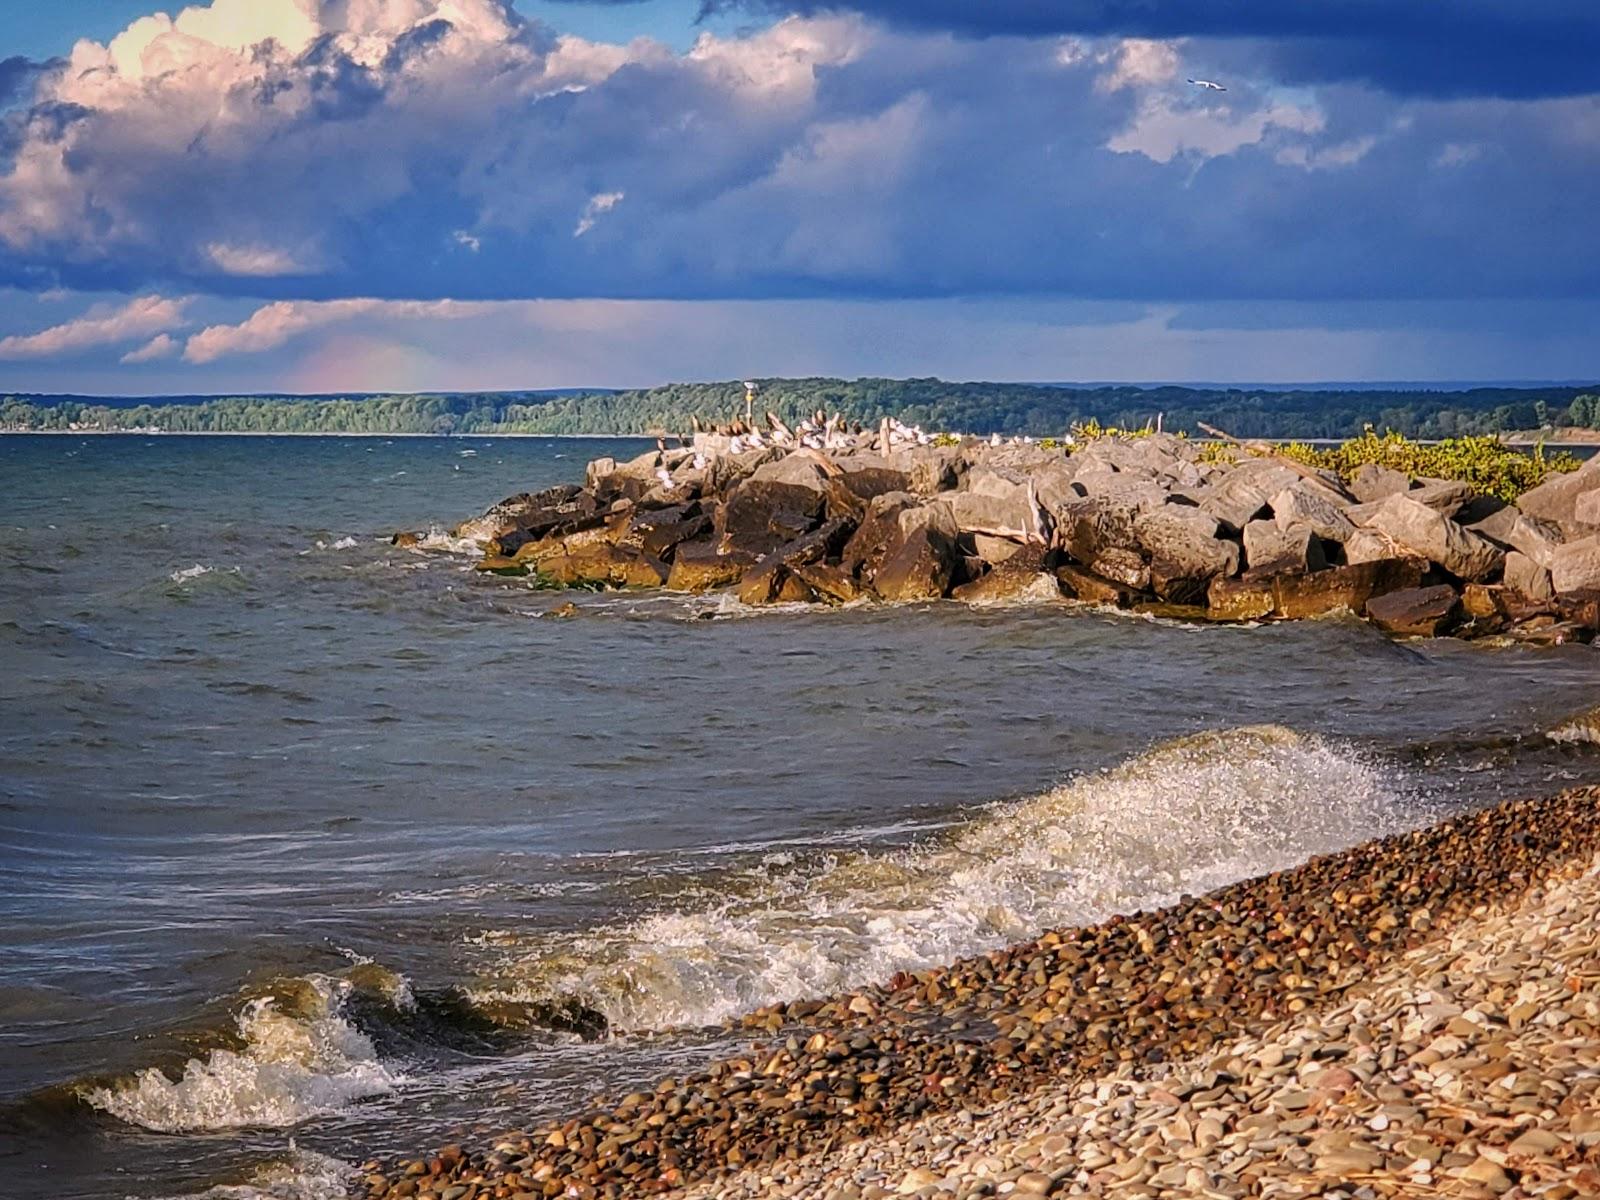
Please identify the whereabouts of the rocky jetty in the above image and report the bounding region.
[443,425,1600,642]
[359,784,1600,1200]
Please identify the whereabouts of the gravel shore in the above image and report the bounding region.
[362,786,1600,1200]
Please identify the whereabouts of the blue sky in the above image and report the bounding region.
[0,0,1596,392]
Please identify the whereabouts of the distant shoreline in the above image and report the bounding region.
[0,429,654,439]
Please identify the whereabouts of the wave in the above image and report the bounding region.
[468,725,1419,1034]
[83,975,401,1133]
[152,1151,354,1200]
[1549,703,1600,746]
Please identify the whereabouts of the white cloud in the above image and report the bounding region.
[0,295,189,359]
[1108,95,1324,163]
[122,332,181,363]
[574,191,625,238]
[183,297,497,362]
[1097,39,1181,93]
[205,242,317,277]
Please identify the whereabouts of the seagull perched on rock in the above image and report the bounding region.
[1187,78,1226,91]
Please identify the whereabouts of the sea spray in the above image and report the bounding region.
[85,976,399,1132]
[468,725,1420,1032]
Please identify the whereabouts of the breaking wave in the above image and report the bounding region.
[153,1151,355,1200]
[84,975,401,1133]
[1549,703,1600,746]
[470,725,1419,1033]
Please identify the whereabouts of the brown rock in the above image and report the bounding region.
[1366,584,1461,637]
[1208,575,1275,621]
[951,545,1060,604]
[1270,557,1424,619]
[1056,563,1139,607]
[793,562,863,604]
[665,543,759,592]
[1360,494,1504,582]
[874,523,959,602]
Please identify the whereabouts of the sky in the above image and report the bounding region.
[0,0,1596,393]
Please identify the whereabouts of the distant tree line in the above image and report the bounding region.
[3,381,1599,439]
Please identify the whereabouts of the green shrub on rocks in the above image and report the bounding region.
[1277,431,1580,502]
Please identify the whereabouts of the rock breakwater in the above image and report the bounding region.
[361,785,1600,1199]
[434,426,1600,643]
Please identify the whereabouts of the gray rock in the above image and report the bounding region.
[971,533,1024,565]
[1198,459,1303,533]
[1270,482,1356,543]
[1243,520,1326,577]
[1348,463,1411,504]
[1345,528,1400,565]
[1513,455,1600,524]
[1551,536,1600,596]
[1408,478,1475,517]
[1056,497,1141,564]
[1468,505,1564,570]
[946,481,1045,543]
[1135,506,1239,603]
[1504,550,1555,601]
[1361,494,1505,582]
[749,451,829,493]
[1575,488,1600,528]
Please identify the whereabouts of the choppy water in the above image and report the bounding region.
[3,433,1598,1199]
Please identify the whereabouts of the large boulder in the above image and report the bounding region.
[737,516,859,604]
[828,457,912,502]
[840,492,919,580]
[1056,563,1140,607]
[1243,520,1325,577]
[1468,505,1563,570]
[899,446,965,496]
[951,544,1060,605]
[793,562,863,604]
[1270,558,1425,619]
[1365,585,1461,637]
[947,472,1046,543]
[1198,458,1303,533]
[540,545,666,590]
[1344,528,1401,565]
[1551,536,1600,597]
[718,476,826,545]
[1270,482,1356,544]
[1359,494,1505,582]
[873,516,959,602]
[1089,547,1151,591]
[455,485,593,547]
[1504,550,1555,601]
[1348,463,1411,504]
[1513,455,1600,526]
[1134,507,1239,603]
[1207,576,1276,621]
[1055,497,1141,565]
[665,543,760,593]
[1408,478,1474,517]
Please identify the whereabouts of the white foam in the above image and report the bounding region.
[85,976,399,1132]
[1549,705,1600,746]
[169,564,242,583]
[472,726,1418,1033]
[151,1150,354,1200]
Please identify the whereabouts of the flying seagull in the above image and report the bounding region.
[1187,78,1227,91]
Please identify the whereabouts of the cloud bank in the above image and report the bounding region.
[0,0,1593,311]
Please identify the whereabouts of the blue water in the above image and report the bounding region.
[2,433,1598,1199]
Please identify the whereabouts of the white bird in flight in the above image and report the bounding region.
[1187,78,1227,91]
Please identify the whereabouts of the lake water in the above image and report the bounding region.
[3,433,1598,1199]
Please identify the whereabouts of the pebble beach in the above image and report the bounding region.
[360,785,1600,1200]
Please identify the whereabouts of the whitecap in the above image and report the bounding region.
[150,1150,354,1200]
[470,726,1420,1033]
[84,976,399,1132]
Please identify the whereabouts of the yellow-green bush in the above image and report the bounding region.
[1274,430,1578,502]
